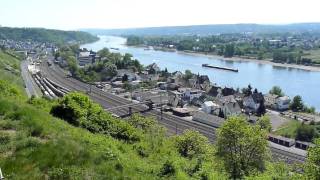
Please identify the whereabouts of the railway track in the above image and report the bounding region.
[40,60,306,163]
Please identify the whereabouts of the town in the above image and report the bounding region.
[21,41,318,154]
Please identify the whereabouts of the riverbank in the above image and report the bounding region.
[178,51,320,72]
[127,44,320,72]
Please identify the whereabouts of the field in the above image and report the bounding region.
[303,49,320,64]
[274,119,302,138]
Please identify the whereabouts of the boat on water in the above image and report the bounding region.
[202,64,239,72]
[110,47,119,50]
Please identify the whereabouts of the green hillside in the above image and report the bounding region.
[0,27,98,44]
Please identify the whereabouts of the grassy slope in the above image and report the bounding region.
[274,119,302,138]
[0,50,25,94]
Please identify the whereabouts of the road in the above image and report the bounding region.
[39,59,307,164]
[20,59,41,97]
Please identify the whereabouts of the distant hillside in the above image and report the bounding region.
[83,23,320,36]
[0,27,99,44]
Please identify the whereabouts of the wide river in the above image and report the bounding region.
[81,36,320,111]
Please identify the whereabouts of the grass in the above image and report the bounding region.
[0,50,26,97]
[274,119,302,138]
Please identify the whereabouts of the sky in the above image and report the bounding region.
[0,0,320,30]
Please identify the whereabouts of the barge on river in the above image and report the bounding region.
[202,64,238,72]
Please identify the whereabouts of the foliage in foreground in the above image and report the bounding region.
[217,116,269,179]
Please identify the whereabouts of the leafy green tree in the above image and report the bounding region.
[290,95,304,112]
[97,47,110,58]
[269,86,284,96]
[224,44,235,57]
[304,138,320,179]
[102,62,117,78]
[175,130,210,159]
[257,115,272,132]
[66,56,78,76]
[50,92,140,142]
[217,116,269,179]
[296,124,316,142]
[184,69,193,80]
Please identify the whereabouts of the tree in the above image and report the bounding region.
[102,62,117,78]
[184,69,193,80]
[296,124,316,142]
[224,44,235,57]
[218,108,225,119]
[66,56,78,76]
[269,86,284,97]
[97,47,110,58]
[304,138,320,179]
[242,84,252,96]
[175,130,210,159]
[122,74,129,82]
[257,115,272,132]
[257,100,266,116]
[217,116,268,179]
[290,95,304,112]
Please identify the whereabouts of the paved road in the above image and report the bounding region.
[20,60,41,97]
[40,60,307,163]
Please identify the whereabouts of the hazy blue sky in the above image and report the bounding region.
[1,0,319,30]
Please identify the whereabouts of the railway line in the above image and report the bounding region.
[39,60,306,163]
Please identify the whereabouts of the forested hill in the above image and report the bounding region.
[83,23,320,36]
[0,27,99,44]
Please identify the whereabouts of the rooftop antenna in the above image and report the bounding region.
[0,168,4,179]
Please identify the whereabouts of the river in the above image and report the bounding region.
[81,36,320,111]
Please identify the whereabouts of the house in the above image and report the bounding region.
[168,71,183,83]
[132,90,168,104]
[77,51,100,66]
[168,90,182,107]
[201,101,219,114]
[166,83,180,91]
[178,88,204,101]
[191,75,211,91]
[221,87,236,96]
[243,92,264,113]
[264,94,290,111]
[276,96,290,111]
[77,51,93,66]
[264,94,278,109]
[192,111,225,128]
[139,73,159,82]
[145,63,160,74]
[172,108,192,117]
[207,85,222,97]
[116,69,141,82]
[216,95,242,117]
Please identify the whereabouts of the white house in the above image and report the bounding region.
[243,93,264,112]
[201,101,220,114]
[276,96,291,110]
[178,88,204,101]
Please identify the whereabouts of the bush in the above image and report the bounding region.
[51,92,141,142]
[296,124,316,142]
[159,160,175,177]
[175,130,210,158]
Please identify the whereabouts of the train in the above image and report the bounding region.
[268,134,314,150]
[192,113,313,151]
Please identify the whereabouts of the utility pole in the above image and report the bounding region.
[0,168,4,179]
[160,91,163,121]
[175,123,178,134]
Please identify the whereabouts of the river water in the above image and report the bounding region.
[81,36,320,111]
